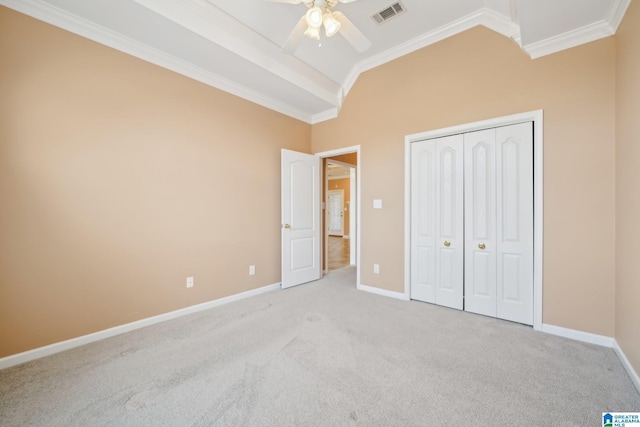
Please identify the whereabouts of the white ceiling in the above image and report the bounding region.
[1,0,630,123]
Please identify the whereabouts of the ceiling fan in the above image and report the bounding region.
[268,0,372,54]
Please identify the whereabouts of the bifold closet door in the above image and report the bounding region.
[411,134,463,309]
[464,122,533,324]
[495,123,533,325]
[464,129,498,317]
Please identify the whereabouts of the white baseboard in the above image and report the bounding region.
[613,339,640,394]
[541,323,640,394]
[358,283,409,301]
[0,282,281,370]
[541,323,615,347]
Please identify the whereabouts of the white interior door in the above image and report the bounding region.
[281,149,321,289]
[411,135,464,309]
[435,135,464,309]
[328,190,344,236]
[496,123,533,324]
[411,139,436,303]
[464,128,498,317]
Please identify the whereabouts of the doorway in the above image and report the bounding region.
[280,146,360,289]
[325,157,355,271]
[316,147,360,283]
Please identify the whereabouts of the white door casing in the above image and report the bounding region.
[349,167,356,264]
[281,149,321,289]
[411,134,464,309]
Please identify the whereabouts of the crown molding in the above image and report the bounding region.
[311,107,339,124]
[477,7,521,39]
[607,0,632,31]
[521,0,630,59]
[1,0,316,123]
[522,19,615,59]
[3,0,630,125]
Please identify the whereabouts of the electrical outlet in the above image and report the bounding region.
[373,264,380,274]
[186,276,194,288]
[249,265,256,276]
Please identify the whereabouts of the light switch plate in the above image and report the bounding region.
[373,199,382,209]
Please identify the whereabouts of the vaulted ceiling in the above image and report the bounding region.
[1,0,631,123]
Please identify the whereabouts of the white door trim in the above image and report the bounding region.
[349,167,356,263]
[315,145,361,287]
[404,110,544,330]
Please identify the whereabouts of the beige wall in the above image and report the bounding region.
[0,7,311,357]
[615,1,640,376]
[1,3,635,375]
[313,27,617,336]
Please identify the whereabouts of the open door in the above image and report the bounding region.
[281,149,321,289]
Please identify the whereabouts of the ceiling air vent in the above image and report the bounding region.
[371,2,406,25]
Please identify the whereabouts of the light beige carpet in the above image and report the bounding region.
[1,267,638,426]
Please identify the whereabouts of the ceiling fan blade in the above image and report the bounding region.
[334,11,371,53]
[282,16,307,54]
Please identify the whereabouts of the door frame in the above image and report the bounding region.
[316,145,361,286]
[404,110,543,331]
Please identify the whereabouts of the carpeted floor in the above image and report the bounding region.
[1,267,638,426]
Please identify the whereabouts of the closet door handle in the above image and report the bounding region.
[478,243,486,250]
[444,241,451,247]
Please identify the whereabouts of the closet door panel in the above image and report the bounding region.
[496,122,534,325]
[435,135,464,310]
[464,129,497,317]
[410,141,436,303]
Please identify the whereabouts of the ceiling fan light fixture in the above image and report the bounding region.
[323,12,341,37]
[304,25,321,40]
[305,6,323,28]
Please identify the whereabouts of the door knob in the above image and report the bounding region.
[478,243,486,249]
[283,224,291,229]
[444,241,451,247]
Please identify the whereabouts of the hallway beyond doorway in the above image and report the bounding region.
[328,236,350,270]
